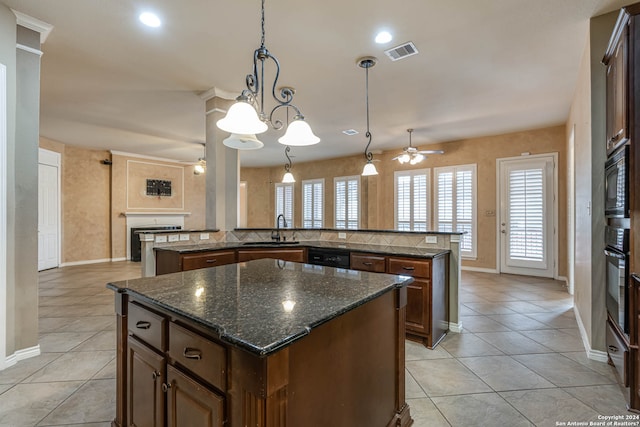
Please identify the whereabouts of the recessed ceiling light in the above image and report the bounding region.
[375,31,393,44]
[343,129,359,136]
[139,12,161,28]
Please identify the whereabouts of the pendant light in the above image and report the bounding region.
[358,57,378,176]
[216,0,320,149]
[282,146,295,183]
[222,133,264,150]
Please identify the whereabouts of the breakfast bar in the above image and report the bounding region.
[108,258,413,427]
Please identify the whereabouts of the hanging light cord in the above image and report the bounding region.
[284,146,292,172]
[364,63,373,162]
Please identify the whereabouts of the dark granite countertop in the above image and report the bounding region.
[234,227,463,235]
[154,241,449,259]
[107,259,412,356]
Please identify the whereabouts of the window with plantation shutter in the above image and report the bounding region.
[274,183,293,228]
[334,176,359,229]
[394,169,430,231]
[302,179,324,228]
[435,164,477,258]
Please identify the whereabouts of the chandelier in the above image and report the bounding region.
[358,57,378,176]
[216,0,320,148]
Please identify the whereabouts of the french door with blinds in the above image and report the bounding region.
[498,154,556,277]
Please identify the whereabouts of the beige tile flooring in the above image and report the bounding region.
[0,262,630,426]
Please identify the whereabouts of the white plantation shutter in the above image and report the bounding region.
[275,183,293,228]
[508,168,544,261]
[335,176,359,229]
[435,165,477,258]
[302,179,324,228]
[394,169,430,231]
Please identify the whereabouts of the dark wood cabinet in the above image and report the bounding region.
[388,254,448,348]
[604,3,640,412]
[605,23,628,155]
[122,301,226,427]
[350,252,386,272]
[127,337,165,427]
[348,251,449,348]
[182,251,236,272]
[156,249,237,275]
[166,365,225,427]
[236,248,305,263]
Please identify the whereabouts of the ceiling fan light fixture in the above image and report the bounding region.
[277,117,320,146]
[399,153,410,164]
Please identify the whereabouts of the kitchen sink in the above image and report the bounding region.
[241,241,300,246]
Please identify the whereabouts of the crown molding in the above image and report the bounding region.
[11,10,53,43]
[199,87,238,101]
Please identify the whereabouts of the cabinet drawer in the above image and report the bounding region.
[237,248,305,263]
[128,302,166,351]
[182,251,236,271]
[169,322,226,391]
[606,320,628,386]
[387,257,431,278]
[350,253,386,273]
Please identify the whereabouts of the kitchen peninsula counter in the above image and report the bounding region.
[108,259,413,427]
[154,240,449,259]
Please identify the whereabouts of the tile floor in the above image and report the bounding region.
[0,263,630,426]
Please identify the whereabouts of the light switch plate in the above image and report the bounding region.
[155,235,167,243]
[168,234,179,242]
[179,234,190,241]
[200,233,210,240]
[338,232,346,239]
[425,235,437,244]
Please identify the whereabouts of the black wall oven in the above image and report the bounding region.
[605,225,630,337]
[605,145,629,218]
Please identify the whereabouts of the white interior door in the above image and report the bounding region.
[38,149,60,271]
[498,155,556,278]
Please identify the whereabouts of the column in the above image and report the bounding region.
[202,90,239,231]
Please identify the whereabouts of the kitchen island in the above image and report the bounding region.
[108,258,413,427]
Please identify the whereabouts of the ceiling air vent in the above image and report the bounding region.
[384,41,419,61]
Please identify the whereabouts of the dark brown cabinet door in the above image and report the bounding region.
[127,337,166,427]
[166,365,225,427]
[405,278,431,336]
[606,25,628,155]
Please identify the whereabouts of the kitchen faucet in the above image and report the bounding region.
[272,214,287,242]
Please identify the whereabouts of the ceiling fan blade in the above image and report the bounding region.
[417,150,444,154]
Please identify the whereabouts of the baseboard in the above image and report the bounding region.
[3,344,40,370]
[111,257,127,262]
[60,258,114,267]
[461,266,498,274]
[449,322,463,333]
[573,306,608,363]
[556,275,568,286]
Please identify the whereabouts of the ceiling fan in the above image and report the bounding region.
[392,129,444,165]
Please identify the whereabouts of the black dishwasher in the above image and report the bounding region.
[307,247,351,268]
